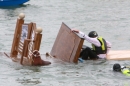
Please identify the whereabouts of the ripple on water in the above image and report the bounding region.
[1,0,130,86]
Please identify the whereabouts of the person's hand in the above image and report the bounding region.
[71,29,79,33]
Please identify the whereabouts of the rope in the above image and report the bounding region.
[28,41,41,58]
[28,41,33,54]
[28,41,35,62]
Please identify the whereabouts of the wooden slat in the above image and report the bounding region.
[19,40,24,46]
[17,49,22,54]
[33,33,42,50]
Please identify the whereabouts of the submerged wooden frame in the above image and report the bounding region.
[50,22,84,63]
[10,18,42,65]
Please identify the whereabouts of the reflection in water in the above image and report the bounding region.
[0,4,29,18]
[0,4,28,9]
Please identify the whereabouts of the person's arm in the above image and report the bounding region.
[72,29,79,33]
[79,31,101,47]
[72,29,101,47]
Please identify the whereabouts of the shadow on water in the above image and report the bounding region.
[0,3,43,19]
[0,3,43,10]
[0,4,29,9]
[0,4,29,20]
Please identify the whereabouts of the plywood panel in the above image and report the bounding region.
[50,22,84,63]
[107,50,130,60]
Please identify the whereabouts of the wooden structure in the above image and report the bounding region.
[107,50,130,60]
[50,22,84,63]
[10,16,42,65]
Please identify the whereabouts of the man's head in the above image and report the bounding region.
[88,31,98,38]
[113,63,121,72]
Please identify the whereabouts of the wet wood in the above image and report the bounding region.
[50,22,84,63]
[10,19,42,66]
[107,50,130,60]
[10,18,24,57]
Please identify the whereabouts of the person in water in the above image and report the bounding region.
[72,29,111,60]
[113,63,130,76]
[31,50,51,66]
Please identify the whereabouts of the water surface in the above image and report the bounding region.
[0,0,130,86]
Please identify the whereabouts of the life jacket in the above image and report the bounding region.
[92,37,107,54]
[121,68,130,76]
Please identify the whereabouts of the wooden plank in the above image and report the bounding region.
[20,39,28,64]
[18,48,22,54]
[19,41,23,47]
[50,22,84,63]
[33,33,42,51]
[107,50,130,60]
[10,18,24,57]
[71,38,84,63]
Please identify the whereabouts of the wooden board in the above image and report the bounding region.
[50,22,84,63]
[107,50,130,60]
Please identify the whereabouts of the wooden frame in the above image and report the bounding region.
[20,23,42,65]
[10,18,42,65]
[10,18,24,57]
[50,22,84,63]
[18,23,33,56]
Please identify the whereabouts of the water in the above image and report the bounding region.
[0,0,130,86]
